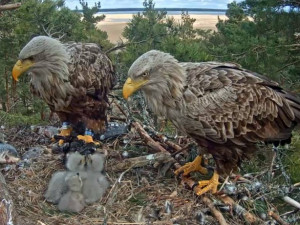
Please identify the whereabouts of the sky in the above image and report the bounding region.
[64,0,242,10]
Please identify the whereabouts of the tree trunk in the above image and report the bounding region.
[0,3,21,12]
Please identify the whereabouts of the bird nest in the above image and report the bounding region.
[2,150,209,224]
[1,125,299,225]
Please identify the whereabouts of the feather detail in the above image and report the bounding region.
[21,37,115,133]
[128,50,300,174]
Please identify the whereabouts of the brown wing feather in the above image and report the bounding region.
[60,42,115,132]
[179,62,300,173]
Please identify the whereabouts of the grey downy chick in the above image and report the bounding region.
[44,152,86,203]
[82,153,109,204]
[44,171,69,204]
[66,151,86,172]
[58,173,85,213]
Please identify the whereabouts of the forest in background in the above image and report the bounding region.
[0,0,299,125]
[0,1,300,223]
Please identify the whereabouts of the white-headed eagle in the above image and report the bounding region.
[12,36,115,144]
[123,50,300,195]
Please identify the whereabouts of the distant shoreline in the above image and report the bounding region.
[97,14,227,43]
[99,11,226,15]
[75,7,226,13]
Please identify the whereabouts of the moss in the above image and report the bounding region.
[0,111,48,127]
[284,132,300,183]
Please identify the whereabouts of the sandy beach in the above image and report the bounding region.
[96,14,227,43]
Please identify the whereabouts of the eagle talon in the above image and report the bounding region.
[77,135,100,146]
[55,123,72,146]
[174,156,208,176]
[194,171,219,195]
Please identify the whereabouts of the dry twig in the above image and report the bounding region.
[219,195,262,224]
[268,210,289,225]
[132,122,172,154]
[132,121,223,199]
[202,197,228,225]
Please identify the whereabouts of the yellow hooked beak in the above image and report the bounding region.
[122,77,149,100]
[12,59,34,81]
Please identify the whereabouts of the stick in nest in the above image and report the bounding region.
[132,122,210,195]
[283,196,300,210]
[109,152,175,172]
[268,210,289,225]
[202,197,228,225]
[219,195,262,224]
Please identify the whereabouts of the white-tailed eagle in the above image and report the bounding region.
[122,50,300,195]
[12,36,115,144]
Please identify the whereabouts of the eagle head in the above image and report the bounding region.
[12,36,69,81]
[123,50,186,100]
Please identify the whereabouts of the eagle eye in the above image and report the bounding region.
[142,71,149,77]
[27,56,34,61]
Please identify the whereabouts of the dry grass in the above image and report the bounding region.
[1,126,298,225]
[1,128,218,225]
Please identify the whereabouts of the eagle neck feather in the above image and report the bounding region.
[30,52,75,111]
[142,61,187,120]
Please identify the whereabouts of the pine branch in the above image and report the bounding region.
[105,39,149,54]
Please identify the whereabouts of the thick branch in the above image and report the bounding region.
[219,195,262,224]
[0,3,21,11]
[202,197,228,225]
[283,196,300,209]
[132,121,206,195]
[132,122,171,153]
[268,211,289,225]
[109,152,175,172]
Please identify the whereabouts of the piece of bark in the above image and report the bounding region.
[0,3,21,11]
[219,195,262,224]
[202,197,228,225]
[109,152,176,172]
[268,211,289,225]
[0,172,17,225]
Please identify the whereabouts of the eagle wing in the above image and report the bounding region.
[179,62,300,172]
[60,42,115,132]
[64,42,115,99]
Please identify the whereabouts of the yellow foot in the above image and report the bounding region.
[77,135,100,145]
[55,127,72,146]
[174,155,208,176]
[194,171,219,195]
